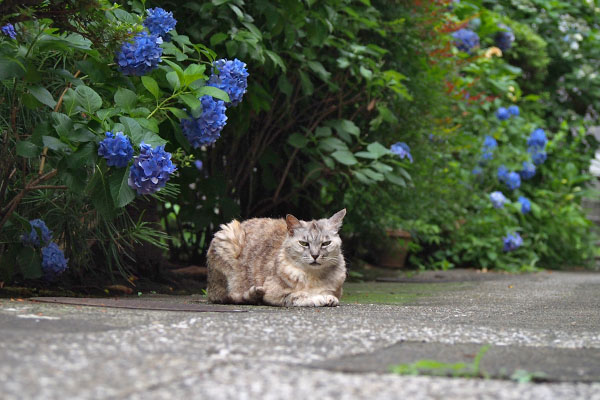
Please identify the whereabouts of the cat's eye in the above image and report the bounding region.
[322,241,331,247]
[299,241,309,247]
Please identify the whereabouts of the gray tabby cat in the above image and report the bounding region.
[207,209,347,307]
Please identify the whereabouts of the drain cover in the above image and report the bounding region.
[29,297,246,313]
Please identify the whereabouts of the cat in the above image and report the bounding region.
[207,209,347,307]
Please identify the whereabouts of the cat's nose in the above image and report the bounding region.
[311,254,319,260]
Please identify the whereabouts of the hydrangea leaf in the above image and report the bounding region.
[88,168,116,219]
[42,136,70,152]
[109,167,136,208]
[183,64,207,86]
[331,150,358,166]
[196,86,230,103]
[17,247,42,279]
[166,71,180,90]
[352,170,373,184]
[120,117,143,143]
[361,168,384,181]
[16,141,40,158]
[355,151,378,159]
[384,172,406,187]
[114,88,138,110]
[166,107,188,119]
[366,141,391,158]
[51,112,73,138]
[287,133,308,149]
[74,85,102,114]
[141,76,160,99]
[28,86,57,109]
[318,137,348,152]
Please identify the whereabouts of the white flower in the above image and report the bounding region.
[570,41,580,50]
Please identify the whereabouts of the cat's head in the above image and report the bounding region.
[283,209,346,268]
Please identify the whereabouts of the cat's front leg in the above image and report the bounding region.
[286,292,339,307]
[280,266,308,288]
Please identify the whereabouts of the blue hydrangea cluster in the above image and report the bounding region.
[1,23,16,39]
[390,142,413,162]
[194,160,203,170]
[519,161,536,180]
[98,132,134,168]
[181,96,228,148]
[143,8,177,39]
[496,107,510,121]
[505,171,521,191]
[21,219,53,248]
[503,232,523,252]
[494,25,515,51]
[518,196,531,214]
[527,128,548,165]
[41,242,68,280]
[208,58,249,106]
[490,191,507,209]
[451,29,479,53]
[128,144,177,195]
[116,31,163,76]
[480,135,497,163]
[496,105,519,121]
[497,165,508,182]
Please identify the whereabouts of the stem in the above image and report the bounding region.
[146,93,179,120]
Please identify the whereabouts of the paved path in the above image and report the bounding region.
[1,270,599,399]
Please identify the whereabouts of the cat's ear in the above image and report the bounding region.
[328,208,346,233]
[286,214,302,235]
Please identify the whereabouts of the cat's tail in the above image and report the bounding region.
[210,220,245,261]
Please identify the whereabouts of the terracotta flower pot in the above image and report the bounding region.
[379,229,412,268]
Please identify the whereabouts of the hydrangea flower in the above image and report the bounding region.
[194,160,203,170]
[1,23,16,39]
[143,7,177,39]
[483,135,497,150]
[496,107,510,121]
[472,167,483,175]
[21,219,53,248]
[390,142,413,162]
[451,29,479,53]
[41,242,68,280]
[505,171,521,190]
[181,95,228,148]
[529,147,547,165]
[208,58,249,106]
[128,144,177,195]
[115,31,163,76]
[497,165,509,182]
[519,161,536,180]
[503,232,523,252]
[490,191,507,209]
[494,25,515,51]
[518,196,531,214]
[508,105,519,116]
[98,131,134,168]
[527,128,547,149]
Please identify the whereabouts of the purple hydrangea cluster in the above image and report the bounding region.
[451,29,479,53]
[21,219,53,248]
[390,142,413,162]
[519,161,536,180]
[41,242,68,280]
[98,131,134,168]
[128,143,177,195]
[527,128,548,165]
[503,232,523,252]
[494,25,515,51]
[518,196,531,214]
[1,23,16,39]
[181,96,228,148]
[143,7,177,39]
[116,31,163,76]
[490,191,507,209]
[208,58,249,106]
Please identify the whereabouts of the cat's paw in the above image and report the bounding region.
[321,295,339,307]
[292,294,339,307]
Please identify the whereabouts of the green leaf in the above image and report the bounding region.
[17,247,42,279]
[88,168,115,220]
[355,151,378,159]
[179,93,202,112]
[120,116,143,141]
[51,112,73,138]
[67,142,97,168]
[265,50,286,72]
[366,141,391,158]
[16,141,40,158]
[29,86,57,109]
[332,119,360,136]
[352,170,373,184]
[384,172,406,186]
[141,76,160,99]
[307,60,331,81]
[109,168,136,208]
[42,136,70,152]
[299,70,314,96]
[166,71,180,90]
[166,107,189,119]
[64,128,96,143]
[359,65,373,80]
[114,88,138,110]
[163,59,185,85]
[287,133,308,148]
[96,108,120,121]
[74,85,102,113]
[331,150,358,166]
[183,64,207,86]
[318,137,348,152]
[361,168,384,181]
[196,86,230,102]
[315,126,332,137]
[210,32,228,47]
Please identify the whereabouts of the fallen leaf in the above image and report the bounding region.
[105,285,133,295]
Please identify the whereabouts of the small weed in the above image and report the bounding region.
[390,345,490,378]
